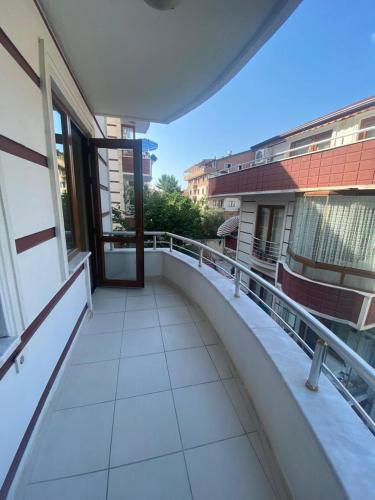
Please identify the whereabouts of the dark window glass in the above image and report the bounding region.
[53,107,75,251]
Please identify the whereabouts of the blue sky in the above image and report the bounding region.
[140,0,375,187]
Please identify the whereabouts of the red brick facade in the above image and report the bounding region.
[277,263,365,326]
[365,298,375,327]
[209,140,375,195]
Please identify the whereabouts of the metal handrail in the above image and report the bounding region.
[252,235,281,247]
[105,230,375,398]
[162,232,375,394]
[209,124,375,177]
[107,229,375,427]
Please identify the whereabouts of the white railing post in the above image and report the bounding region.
[234,268,241,298]
[169,236,173,252]
[199,247,203,267]
[153,235,157,250]
[306,339,328,391]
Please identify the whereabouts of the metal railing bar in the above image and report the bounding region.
[109,231,375,429]
[209,125,375,177]
[165,232,375,391]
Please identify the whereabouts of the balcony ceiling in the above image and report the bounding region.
[38,0,300,123]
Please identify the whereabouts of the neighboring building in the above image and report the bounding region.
[209,97,375,399]
[184,149,254,215]
[105,117,154,214]
[183,159,215,203]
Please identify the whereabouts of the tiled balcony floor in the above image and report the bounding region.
[16,278,284,500]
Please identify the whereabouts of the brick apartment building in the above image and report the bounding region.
[208,97,375,399]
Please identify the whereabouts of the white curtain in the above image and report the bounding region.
[289,196,375,271]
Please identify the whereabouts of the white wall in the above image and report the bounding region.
[0,0,104,491]
[236,194,294,281]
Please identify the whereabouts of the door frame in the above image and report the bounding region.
[89,138,144,287]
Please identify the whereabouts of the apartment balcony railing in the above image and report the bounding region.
[108,231,375,433]
[209,124,375,178]
[251,236,281,264]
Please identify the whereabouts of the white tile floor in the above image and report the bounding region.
[16,278,285,500]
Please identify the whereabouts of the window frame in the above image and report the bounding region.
[289,130,332,157]
[358,116,375,141]
[52,96,82,260]
[254,205,285,263]
[121,124,136,140]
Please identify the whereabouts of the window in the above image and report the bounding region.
[254,205,284,263]
[289,195,375,272]
[53,100,86,258]
[122,124,135,140]
[289,130,332,157]
[358,116,375,140]
[248,269,274,314]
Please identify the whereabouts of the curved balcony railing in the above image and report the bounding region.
[251,236,281,264]
[108,230,375,432]
[209,123,375,177]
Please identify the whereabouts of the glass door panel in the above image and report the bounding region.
[89,138,144,287]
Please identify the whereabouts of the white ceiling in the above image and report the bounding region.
[39,0,300,123]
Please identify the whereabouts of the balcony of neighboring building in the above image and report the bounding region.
[277,192,375,332]
[208,126,375,197]
[122,152,152,182]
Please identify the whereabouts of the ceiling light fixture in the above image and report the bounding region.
[144,0,181,11]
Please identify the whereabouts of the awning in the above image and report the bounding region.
[217,216,239,237]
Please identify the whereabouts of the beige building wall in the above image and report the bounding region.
[106,118,125,213]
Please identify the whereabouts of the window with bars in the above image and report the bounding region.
[289,195,375,271]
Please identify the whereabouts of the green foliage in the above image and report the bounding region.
[112,206,127,230]
[156,174,181,194]
[112,187,224,240]
[143,190,202,238]
[200,208,225,239]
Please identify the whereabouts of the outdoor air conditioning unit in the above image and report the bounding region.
[254,148,270,165]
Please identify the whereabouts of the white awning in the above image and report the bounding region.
[217,216,239,237]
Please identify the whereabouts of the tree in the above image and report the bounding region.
[156,174,181,194]
[144,191,202,238]
[112,187,225,240]
[200,208,225,239]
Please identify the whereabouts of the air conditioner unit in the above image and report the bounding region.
[254,148,270,164]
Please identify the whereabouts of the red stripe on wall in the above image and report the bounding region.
[0,135,48,168]
[15,227,56,254]
[0,303,88,499]
[0,28,40,87]
[0,265,85,382]
[279,263,364,324]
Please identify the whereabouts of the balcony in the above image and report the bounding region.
[122,154,152,181]
[14,277,280,500]
[208,126,375,196]
[12,237,375,500]
[252,236,281,265]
